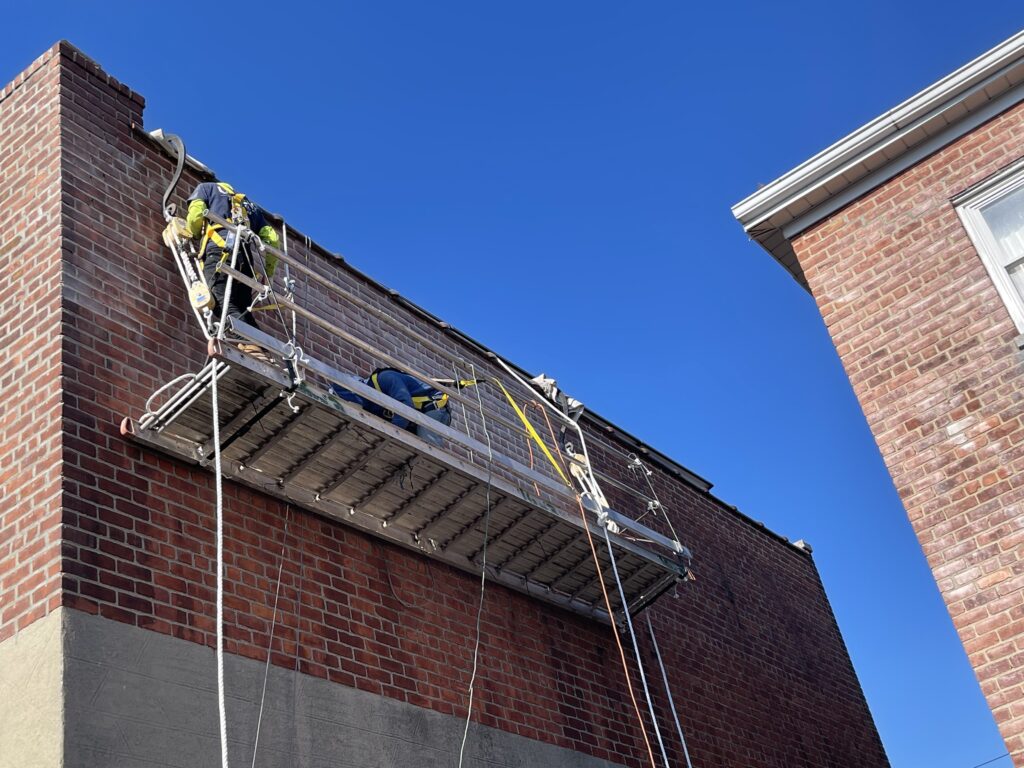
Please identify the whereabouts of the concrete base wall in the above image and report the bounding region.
[0,608,63,767]
[63,609,622,768]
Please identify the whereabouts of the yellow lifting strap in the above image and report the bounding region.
[492,379,571,487]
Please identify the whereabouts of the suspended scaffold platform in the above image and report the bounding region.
[122,338,689,623]
[121,154,691,624]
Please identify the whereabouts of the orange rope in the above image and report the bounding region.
[536,403,571,479]
[522,402,542,496]
[536,404,658,768]
[574,498,657,766]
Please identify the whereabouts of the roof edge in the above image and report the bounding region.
[732,29,1024,228]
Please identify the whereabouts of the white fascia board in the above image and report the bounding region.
[732,29,1024,232]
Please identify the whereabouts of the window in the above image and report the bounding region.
[957,161,1024,332]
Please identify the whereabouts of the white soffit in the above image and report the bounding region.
[732,30,1024,290]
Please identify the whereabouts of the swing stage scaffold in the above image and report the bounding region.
[119,131,697,768]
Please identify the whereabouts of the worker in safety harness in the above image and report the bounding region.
[329,368,453,447]
[178,181,281,361]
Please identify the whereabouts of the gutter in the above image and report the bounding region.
[732,29,1024,289]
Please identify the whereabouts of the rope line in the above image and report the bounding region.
[250,506,293,768]
[211,358,230,768]
[573,495,658,768]
[646,612,695,768]
[457,363,496,768]
[171,179,678,766]
[631,454,696,765]
[522,401,550,496]
[527,378,663,768]
[250,234,296,346]
[526,403,658,768]
[602,526,670,767]
[451,362,475,466]
[968,753,1011,768]
[492,378,570,485]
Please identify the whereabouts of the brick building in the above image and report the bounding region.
[733,30,1024,768]
[1,42,888,767]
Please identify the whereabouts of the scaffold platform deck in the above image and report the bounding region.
[122,342,688,623]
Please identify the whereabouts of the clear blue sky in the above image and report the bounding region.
[7,3,1023,766]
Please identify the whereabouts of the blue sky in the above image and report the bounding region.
[6,3,1023,766]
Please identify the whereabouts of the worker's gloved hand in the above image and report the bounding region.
[258,226,280,279]
[162,217,191,247]
[173,217,191,238]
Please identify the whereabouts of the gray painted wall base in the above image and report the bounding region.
[63,609,624,768]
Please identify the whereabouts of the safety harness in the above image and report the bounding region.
[369,368,464,415]
[198,182,253,262]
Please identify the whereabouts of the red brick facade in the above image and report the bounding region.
[1,42,888,766]
[791,103,1024,763]
[0,48,63,644]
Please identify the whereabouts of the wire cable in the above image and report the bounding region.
[645,612,695,768]
[243,232,294,347]
[528,381,662,768]
[601,525,670,767]
[969,753,1011,768]
[250,506,292,768]
[629,455,683,546]
[630,456,696,765]
[574,494,658,768]
[457,363,496,768]
[451,362,475,465]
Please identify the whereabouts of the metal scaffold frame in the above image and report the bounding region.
[128,194,693,623]
[124,131,701,768]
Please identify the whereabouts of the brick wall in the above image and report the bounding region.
[4,41,887,766]
[792,102,1024,763]
[0,47,63,643]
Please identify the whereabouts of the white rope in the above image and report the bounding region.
[250,507,292,768]
[217,232,244,340]
[602,527,671,768]
[457,362,495,768]
[211,368,230,768]
[645,612,695,768]
[451,362,475,465]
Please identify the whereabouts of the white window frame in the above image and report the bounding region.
[956,158,1024,333]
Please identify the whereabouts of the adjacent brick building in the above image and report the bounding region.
[734,29,1024,768]
[0,41,889,767]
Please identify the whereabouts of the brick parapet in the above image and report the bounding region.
[0,43,889,766]
[792,102,1024,763]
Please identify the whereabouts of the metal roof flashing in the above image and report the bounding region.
[732,29,1024,290]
